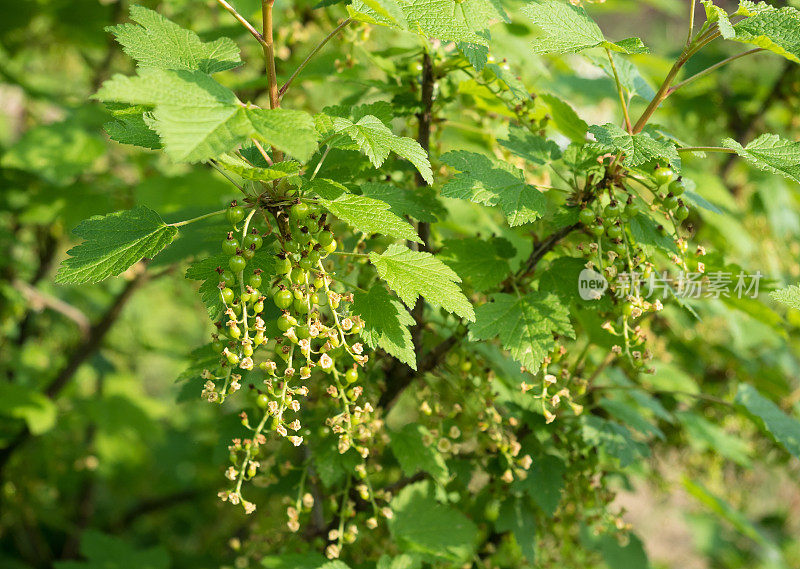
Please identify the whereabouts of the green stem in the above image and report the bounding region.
[686,0,697,46]
[631,25,719,134]
[605,47,632,133]
[677,146,737,153]
[216,0,266,46]
[668,48,764,94]
[209,161,245,191]
[279,18,352,100]
[170,209,226,227]
[329,251,369,259]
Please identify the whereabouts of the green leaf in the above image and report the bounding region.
[539,93,588,142]
[361,182,444,222]
[260,552,327,569]
[677,411,751,466]
[352,286,416,369]
[56,206,178,284]
[628,213,679,254]
[332,115,433,183]
[1,119,106,186]
[102,103,161,149]
[108,5,241,73]
[590,123,680,170]
[581,416,650,467]
[495,497,536,562]
[771,284,800,309]
[0,383,57,435]
[215,154,301,181]
[735,383,800,458]
[722,133,800,184]
[683,478,775,550]
[369,244,475,321]
[441,151,547,226]
[732,4,800,63]
[522,0,648,55]
[53,530,168,569]
[185,253,228,319]
[499,127,562,165]
[701,0,736,39]
[376,554,423,569]
[469,291,574,374]
[389,481,478,562]
[390,424,449,481]
[348,0,508,45]
[309,179,420,243]
[96,69,318,162]
[590,532,650,569]
[441,237,511,292]
[458,41,489,71]
[246,107,320,163]
[514,454,565,517]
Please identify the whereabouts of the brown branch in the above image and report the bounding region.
[13,279,91,339]
[0,268,158,474]
[515,223,580,281]
[377,332,462,411]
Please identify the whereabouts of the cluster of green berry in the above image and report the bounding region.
[203,200,379,518]
[573,165,695,372]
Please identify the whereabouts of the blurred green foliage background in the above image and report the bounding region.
[1,1,799,568]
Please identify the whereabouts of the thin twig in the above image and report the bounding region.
[668,48,764,94]
[605,48,632,133]
[13,279,90,338]
[216,0,266,46]
[677,146,737,153]
[279,18,352,99]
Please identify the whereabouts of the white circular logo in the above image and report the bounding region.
[578,268,608,300]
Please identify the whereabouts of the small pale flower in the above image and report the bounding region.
[239,357,253,370]
[320,353,334,370]
[325,544,340,560]
[276,424,288,437]
[243,500,256,514]
[352,343,363,355]
[366,517,378,529]
[290,399,301,412]
[288,435,304,446]
[225,467,238,480]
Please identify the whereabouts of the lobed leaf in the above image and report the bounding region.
[441,150,547,226]
[352,286,416,369]
[56,206,178,284]
[771,284,800,310]
[369,244,475,321]
[96,69,318,162]
[722,133,800,184]
[309,179,421,243]
[108,5,241,73]
[469,291,574,374]
[522,0,648,55]
[732,4,800,63]
[332,115,433,183]
[348,0,507,45]
[590,123,680,171]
